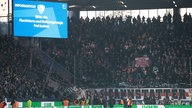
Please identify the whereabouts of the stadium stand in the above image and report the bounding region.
[0,13,192,100]
[41,13,192,88]
[0,2,192,106]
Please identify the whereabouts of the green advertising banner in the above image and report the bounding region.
[113,105,137,108]
[165,105,192,108]
[4,102,192,108]
[137,105,165,108]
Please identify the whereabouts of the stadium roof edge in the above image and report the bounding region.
[44,0,192,11]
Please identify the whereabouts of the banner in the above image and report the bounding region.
[135,56,149,67]
[85,88,192,100]
[4,104,192,108]
[165,105,192,108]
[137,105,165,108]
[5,101,62,108]
[137,105,192,108]
[5,102,95,108]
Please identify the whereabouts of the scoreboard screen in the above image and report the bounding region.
[13,0,68,38]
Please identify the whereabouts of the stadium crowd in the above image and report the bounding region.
[42,13,192,88]
[0,37,57,100]
[0,12,192,101]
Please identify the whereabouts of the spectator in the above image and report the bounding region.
[108,97,115,108]
[0,12,191,101]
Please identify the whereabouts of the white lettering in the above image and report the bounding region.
[34,24,40,28]
[41,20,64,25]
[15,3,36,8]
[43,16,48,19]
[40,24,50,28]
[19,18,35,23]
[35,15,43,19]
[34,24,49,28]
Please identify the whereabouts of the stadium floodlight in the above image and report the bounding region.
[173,1,176,4]
[92,6,96,9]
[69,5,78,8]
[120,1,124,5]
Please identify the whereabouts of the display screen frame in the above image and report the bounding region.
[13,0,68,38]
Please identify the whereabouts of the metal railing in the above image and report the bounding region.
[34,48,73,84]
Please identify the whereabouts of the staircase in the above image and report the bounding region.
[33,48,74,93]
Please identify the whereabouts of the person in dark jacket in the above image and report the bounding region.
[108,97,115,108]
[123,97,128,108]
[102,97,107,108]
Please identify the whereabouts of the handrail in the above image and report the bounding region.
[33,47,73,85]
[35,47,73,76]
